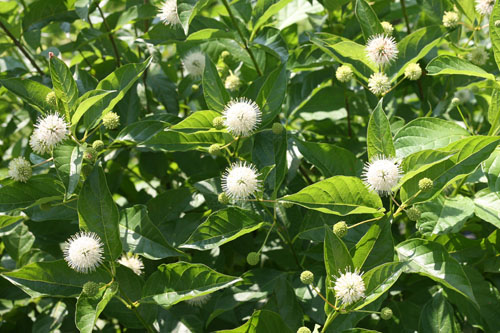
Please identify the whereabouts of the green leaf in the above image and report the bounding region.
[49,56,78,117]
[141,262,242,308]
[264,276,304,331]
[490,2,500,71]
[83,57,152,128]
[3,223,35,263]
[0,215,23,231]
[354,0,383,41]
[114,120,170,145]
[393,118,470,158]
[419,291,459,333]
[217,309,293,333]
[182,207,267,251]
[367,99,395,159]
[1,260,109,297]
[325,225,354,314]
[473,188,500,229]
[256,64,287,127]
[170,110,220,130]
[0,175,64,212]
[0,78,52,114]
[143,130,233,152]
[417,195,474,236]
[488,89,500,135]
[53,143,83,199]
[426,55,495,80]
[78,166,122,261]
[396,238,477,306]
[253,130,287,197]
[71,90,115,131]
[281,176,384,216]
[119,205,183,259]
[294,138,362,177]
[178,0,210,35]
[203,56,229,113]
[252,0,293,40]
[351,216,394,271]
[76,283,118,333]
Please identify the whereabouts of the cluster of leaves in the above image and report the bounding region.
[1,0,500,332]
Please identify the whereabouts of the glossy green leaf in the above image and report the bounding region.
[182,207,267,251]
[203,56,230,113]
[49,56,78,116]
[417,195,474,236]
[114,120,170,145]
[256,64,287,126]
[419,291,459,333]
[487,89,500,135]
[141,262,242,308]
[143,130,233,152]
[354,0,383,41]
[253,130,287,197]
[426,55,495,80]
[53,143,83,199]
[281,176,384,216]
[0,78,52,114]
[71,90,115,131]
[252,0,293,40]
[1,260,109,297]
[78,166,122,261]
[178,0,210,34]
[396,239,477,306]
[3,223,35,263]
[76,283,118,333]
[0,175,64,212]
[483,147,500,194]
[490,2,500,71]
[119,205,183,259]
[393,118,470,159]
[473,188,500,229]
[367,99,395,159]
[218,309,293,333]
[0,215,23,231]
[170,110,220,130]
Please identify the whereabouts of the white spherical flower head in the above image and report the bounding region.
[443,11,460,28]
[225,71,241,91]
[468,47,489,66]
[186,294,212,307]
[158,0,180,26]
[475,0,494,16]
[64,231,104,274]
[365,34,398,66]
[222,162,261,200]
[30,113,69,154]
[222,98,261,137]
[333,269,366,305]
[118,253,144,275]
[183,51,206,78]
[362,156,401,196]
[368,72,391,96]
[8,157,32,182]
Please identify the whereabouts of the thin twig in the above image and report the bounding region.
[97,4,121,67]
[400,0,411,34]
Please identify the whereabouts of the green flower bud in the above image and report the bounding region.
[102,112,120,130]
[45,91,57,106]
[406,207,421,221]
[82,281,100,296]
[333,221,348,238]
[246,252,260,266]
[297,327,311,333]
[380,307,393,320]
[218,192,230,205]
[213,116,225,130]
[300,270,314,285]
[92,140,105,152]
[209,144,222,155]
[83,147,98,162]
[381,21,394,35]
[336,65,354,83]
[418,178,433,192]
[272,122,284,135]
[404,63,422,81]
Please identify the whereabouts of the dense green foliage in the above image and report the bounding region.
[1,0,500,332]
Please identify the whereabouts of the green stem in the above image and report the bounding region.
[97,3,121,67]
[32,157,53,168]
[322,311,340,332]
[400,0,411,34]
[451,175,468,197]
[348,216,383,229]
[456,105,473,134]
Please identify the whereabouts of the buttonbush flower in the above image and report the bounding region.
[443,11,459,28]
[158,0,180,26]
[118,253,144,275]
[102,112,120,130]
[365,34,398,66]
[475,0,494,16]
[362,155,401,196]
[368,72,391,95]
[404,63,422,80]
[222,98,261,137]
[381,21,394,35]
[468,47,489,66]
[222,161,261,200]
[8,157,32,182]
[183,51,206,78]
[225,71,241,91]
[29,113,69,154]
[336,65,354,83]
[333,268,366,305]
[64,231,104,273]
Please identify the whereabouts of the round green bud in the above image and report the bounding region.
[213,116,225,130]
[92,140,105,152]
[209,144,221,155]
[218,192,230,205]
[333,221,348,238]
[102,112,120,130]
[40,202,53,211]
[82,281,100,296]
[418,177,433,192]
[221,51,230,59]
[272,122,284,135]
[297,327,311,333]
[300,270,314,285]
[280,201,294,208]
[83,147,98,162]
[404,63,422,81]
[451,97,461,106]
[45,91,57,106]
[246,252,260,266]
[380,307,393,320]
[406,207,421,221]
